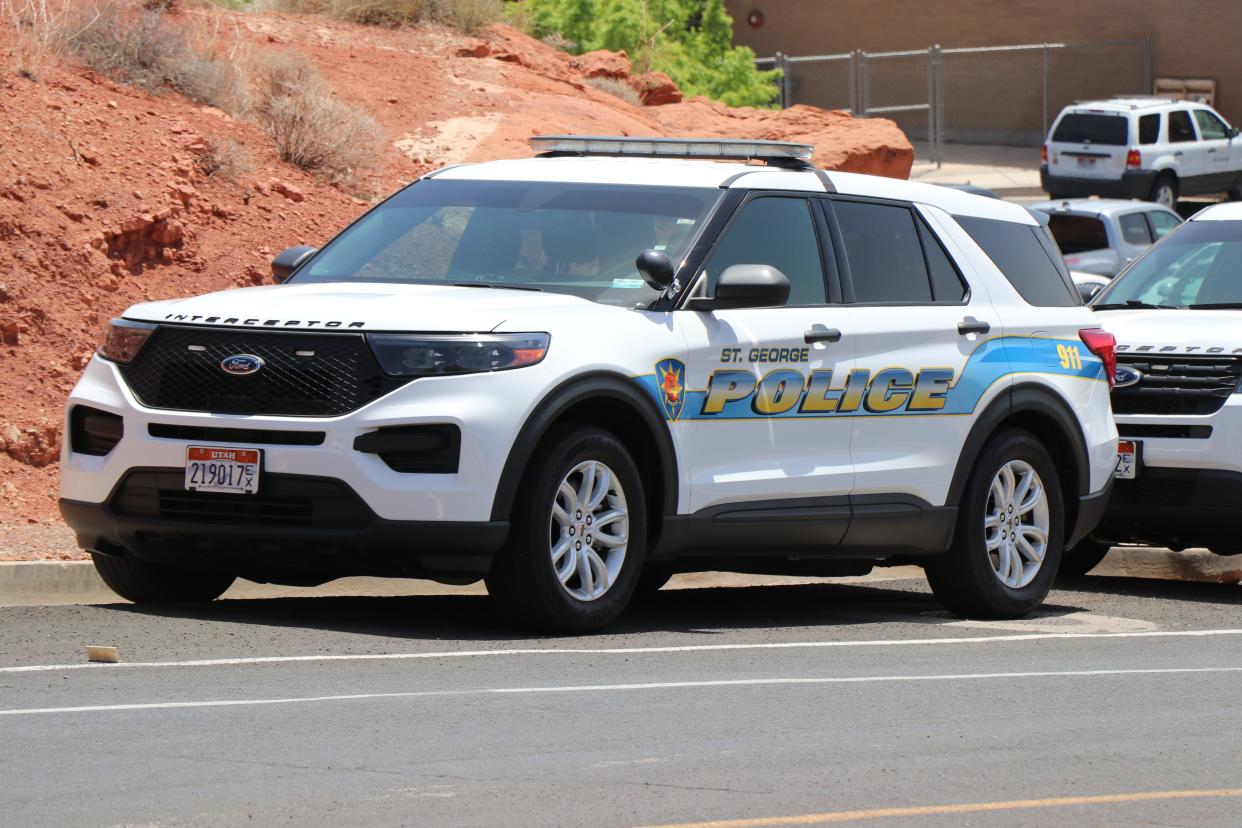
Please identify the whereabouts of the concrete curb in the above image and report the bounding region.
[1,550,1237,608]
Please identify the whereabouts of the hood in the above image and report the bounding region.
[1092,308,1242,355]
[122,281,599,333]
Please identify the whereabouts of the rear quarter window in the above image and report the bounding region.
[1051,113,1128,145]
[956,216,1079,307]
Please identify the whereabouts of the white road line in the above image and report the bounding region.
[2,666,1240,717]
[2,628,1241,675]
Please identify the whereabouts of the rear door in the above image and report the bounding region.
[1046,111,1130,180]
[823,196,998,510]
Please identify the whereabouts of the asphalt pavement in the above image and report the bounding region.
[1,570,1240,827]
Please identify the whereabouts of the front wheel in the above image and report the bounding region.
[925,429,1065,618]
[91,552,236,603]
[485,425,646,633]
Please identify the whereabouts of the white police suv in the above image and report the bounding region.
[61,137,1118,631]
[1067,201,1242,573]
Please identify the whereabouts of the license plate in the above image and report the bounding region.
[1076,156,1097,169]
[1114,439,1138,479]
[185,446,261,494]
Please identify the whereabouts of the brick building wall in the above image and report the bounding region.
[727,0,1242,128]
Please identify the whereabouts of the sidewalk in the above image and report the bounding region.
[908,142,1045,198]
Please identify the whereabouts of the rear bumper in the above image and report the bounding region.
[1092,468,1242,553]
[60,490,508,583]
[1040,168,1157,199]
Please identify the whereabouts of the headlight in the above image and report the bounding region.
[368,333,550,377]
[97,319,157,364]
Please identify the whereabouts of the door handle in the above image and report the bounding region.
[1208,148,1218,153]
[957,317,991,336]
[1174,151,1184,157]
[804,327,843,344]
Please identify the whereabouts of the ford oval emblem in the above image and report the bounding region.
[220,354,264,376]
[1113,365,1142,388]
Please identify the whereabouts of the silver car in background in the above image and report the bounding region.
[1028,199,1183,278]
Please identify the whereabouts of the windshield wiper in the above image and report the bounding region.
[1185,302,1242,310]
[1093,299,1182,310]
[452,282,543,292]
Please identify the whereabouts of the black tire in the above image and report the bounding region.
[925,429,1065,619]
[1148,173,1178,208]
[91,552,235,603]
[485,425,647,633]
[1058,538,1112,578]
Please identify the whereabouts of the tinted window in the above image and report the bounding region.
[296,180,719,308]
[957,216,1078,306]
[704,197,825,305]
[916,216,967,303]
[1119,212,1152,245]
[1046,214,1108,254]
[1146,210,1181,240]
[1096,221,1242,308]
[833,200,931,303]
[1052,113,1128,145]
[1168,110,1197,143]
[1194,109,1228,140]
[1138,113,1161,144]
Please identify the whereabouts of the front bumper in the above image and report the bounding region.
[1040,167,1157,199]
[60,490,508,582]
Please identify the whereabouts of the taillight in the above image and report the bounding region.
[1080,328,1117,388]
[1041,144,1048,164]
[1126,149,1141,170]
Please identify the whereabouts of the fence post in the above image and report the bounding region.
[848,50,859,115]
[1143,35,1153,94]
[860,51,870,116]
[933,44,943,168]
[1041,44,1049,141]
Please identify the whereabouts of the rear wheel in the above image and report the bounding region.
[486,425,646,633]
[1058,538,1112,578]
[1148,173,1178,208]
[925,429,1065,618]
[91,552,235,603]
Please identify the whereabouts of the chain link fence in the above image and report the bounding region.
[759,38,1152,165]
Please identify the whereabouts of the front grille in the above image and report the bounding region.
[119,326,411,416]
[148,423,326,446]
[1111,354,1242,416]
[111,470,371,529]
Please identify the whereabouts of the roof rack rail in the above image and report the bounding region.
[529,135,816,170]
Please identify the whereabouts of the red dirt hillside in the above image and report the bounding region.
[0,7,912,553]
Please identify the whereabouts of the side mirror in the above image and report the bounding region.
[711,264,791,310]
[271,245,318,281]
[1230,126,1241,140]
[1078,282,1104,303]
[635,249,675,290]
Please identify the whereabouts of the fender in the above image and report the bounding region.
[489,371,680,522]
[946,382,1091,507]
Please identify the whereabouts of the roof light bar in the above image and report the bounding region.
[529,135,815,168]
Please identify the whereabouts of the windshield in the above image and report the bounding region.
[1094,220,1242,309]
[292,179,721,307]
[1052,113,1128,145]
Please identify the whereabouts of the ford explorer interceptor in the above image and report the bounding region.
[61,136,1118,632]
[1066,201,1242,573]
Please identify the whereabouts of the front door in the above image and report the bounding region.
[1193,109,1239,192]
[675,195,855,522]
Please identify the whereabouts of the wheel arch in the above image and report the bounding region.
[489,372,679,547]
[947,383,1090,531]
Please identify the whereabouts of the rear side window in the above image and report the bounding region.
[1052,113,1128,145]
[1045,214,1108,254]
[1168,110,1197,143]
[1138,113,1161,144]
[833,200,931,303]
[956,216,1078,307]
[916,217,968,303]
[1119,213,1152,245]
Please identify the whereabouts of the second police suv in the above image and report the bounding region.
[61,137,1119,632]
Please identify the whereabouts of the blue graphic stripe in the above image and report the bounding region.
[636,337,1103,420]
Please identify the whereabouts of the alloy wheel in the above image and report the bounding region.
[984,459,1051,589]
[547,460,629,601]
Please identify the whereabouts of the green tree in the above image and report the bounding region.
[524,0,781,108]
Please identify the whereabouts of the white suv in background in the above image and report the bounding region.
[1042,98,1242,207]
[61,137,1119,631]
